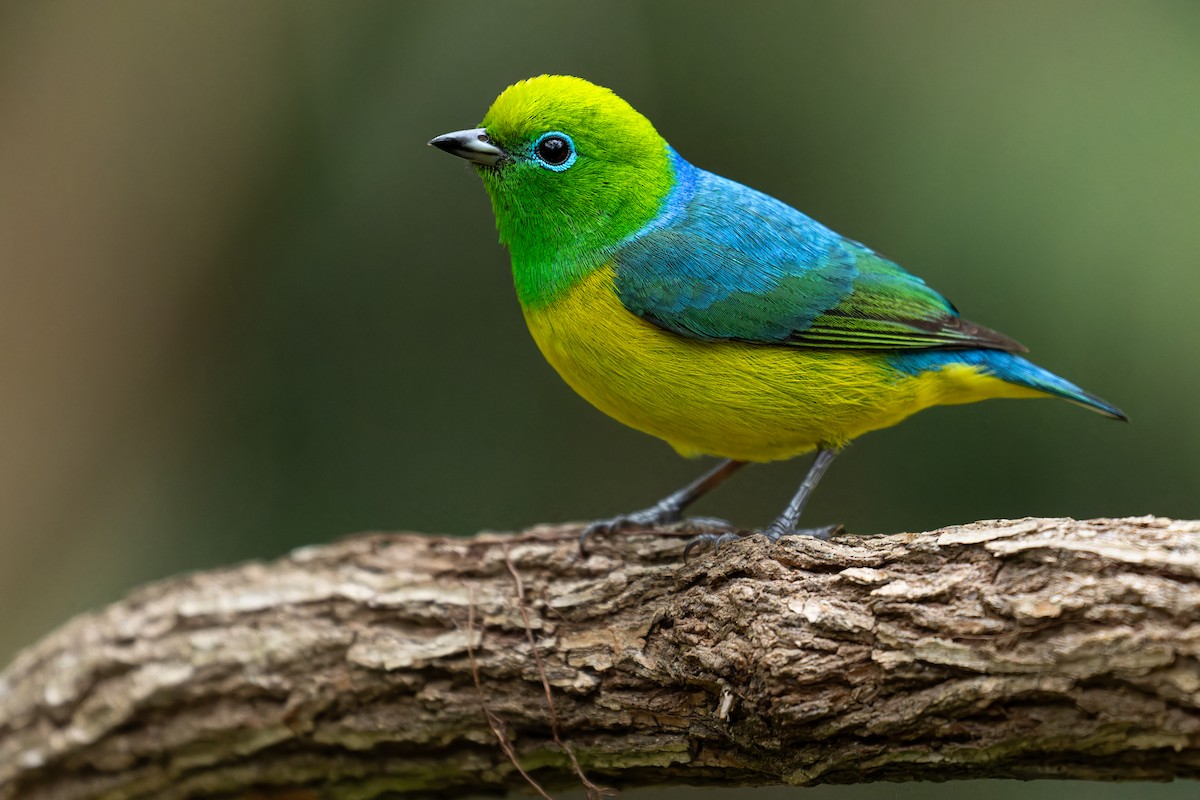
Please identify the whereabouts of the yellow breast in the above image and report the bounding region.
[522,265,1037,462]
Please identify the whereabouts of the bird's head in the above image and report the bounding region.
[430,76,676,299]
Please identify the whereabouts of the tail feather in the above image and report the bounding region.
[893,349,1128,421]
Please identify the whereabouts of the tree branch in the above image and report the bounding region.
[2,516,1199,798]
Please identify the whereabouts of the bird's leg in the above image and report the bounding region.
[580,458,747,555]
[684,448,841,560]
[763,447,841,541]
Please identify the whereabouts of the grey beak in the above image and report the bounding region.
[428,128,507,167]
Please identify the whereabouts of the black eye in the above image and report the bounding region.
[536,135,572,166]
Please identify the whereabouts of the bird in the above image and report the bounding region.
[429,75,1125,557]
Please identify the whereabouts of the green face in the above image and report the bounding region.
[471,76,676,307]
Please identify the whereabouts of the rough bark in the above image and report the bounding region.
[2,516,1199,799]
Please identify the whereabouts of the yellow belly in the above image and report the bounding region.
[522,265,1039,462]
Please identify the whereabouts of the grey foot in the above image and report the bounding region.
[682,530,745,561]
[684,522,844,561]
[674,516,738,534]
[579,504,680,556]
[579,509,737,556]
[763,522,844,542]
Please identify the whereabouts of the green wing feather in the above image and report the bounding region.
[613,159,1025,353]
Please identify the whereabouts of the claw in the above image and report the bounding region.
[578,519,614,556]
[674,516,737,534]
[579,505,681,556]
[682,522,845,562]
[578,520,613,557]
[579,459,749,558]
[763,522,844,542]
[682,530,744,562]
[581,512,741,557]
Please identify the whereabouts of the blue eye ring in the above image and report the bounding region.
[532,131,577,171]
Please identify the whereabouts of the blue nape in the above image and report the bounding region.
[614,151,851,340]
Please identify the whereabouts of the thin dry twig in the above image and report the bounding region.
[504,545,527,601]
[503,546,614,800]
[466,585,555,800]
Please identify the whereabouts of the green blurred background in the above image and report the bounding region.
[1,2,1197,795]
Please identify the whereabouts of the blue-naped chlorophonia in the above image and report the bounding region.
[430,75,1125,557]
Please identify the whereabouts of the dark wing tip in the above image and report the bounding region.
[949,317,1029,353]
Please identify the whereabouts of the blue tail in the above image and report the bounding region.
[891,349,1128,420]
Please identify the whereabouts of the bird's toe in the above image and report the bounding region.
[682,530,745,561]
[579,504,685,556]
[674,516,737,534]
[763,522,844,543]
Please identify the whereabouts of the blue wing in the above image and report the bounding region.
[612,151,1024,352]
